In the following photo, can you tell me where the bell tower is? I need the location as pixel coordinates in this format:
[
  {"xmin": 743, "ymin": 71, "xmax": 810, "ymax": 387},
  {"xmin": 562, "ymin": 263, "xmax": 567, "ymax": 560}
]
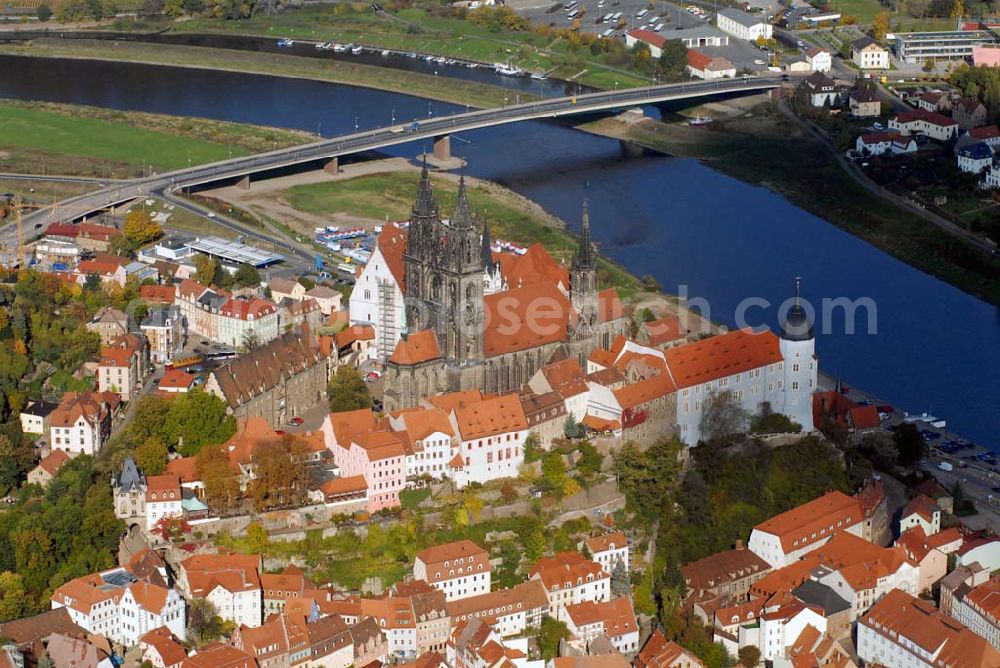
[{"xmin": 570, "ymin": 200, "xmax": 599, "ymax": 366}]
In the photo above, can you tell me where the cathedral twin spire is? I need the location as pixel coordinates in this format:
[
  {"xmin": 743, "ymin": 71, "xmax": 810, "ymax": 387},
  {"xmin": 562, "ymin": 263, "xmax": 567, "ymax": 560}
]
[{"xmin": 573, "ymin": 199, "xmax": 596, "ymax": 271}]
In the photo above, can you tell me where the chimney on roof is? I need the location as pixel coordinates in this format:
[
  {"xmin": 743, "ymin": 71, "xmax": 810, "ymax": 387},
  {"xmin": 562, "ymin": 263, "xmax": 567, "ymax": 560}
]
[{"xmin": 735, "ymin": 540, "xmax": 744, "ymax": 550}]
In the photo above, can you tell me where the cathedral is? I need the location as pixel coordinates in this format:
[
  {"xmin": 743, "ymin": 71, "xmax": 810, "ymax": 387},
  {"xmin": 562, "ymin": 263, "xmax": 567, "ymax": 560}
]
[{"xmin": 382, "ymin": 165, "xmax": 628, "ymax": 411}]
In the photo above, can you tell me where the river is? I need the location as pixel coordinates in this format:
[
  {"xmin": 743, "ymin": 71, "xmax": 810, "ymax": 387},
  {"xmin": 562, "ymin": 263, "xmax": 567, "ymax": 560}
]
[{"xmin": 1, "ymin": 55, "xmax": 996, "ymax": 447}]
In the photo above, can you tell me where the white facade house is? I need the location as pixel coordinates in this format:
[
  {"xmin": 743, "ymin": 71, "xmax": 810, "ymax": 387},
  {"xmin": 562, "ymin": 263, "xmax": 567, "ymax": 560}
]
[
  {"xmin": 957, "ymin": 142, "xmax": 994, "ymax": 173},
  {"xmin": 759, "ymin": 603, "xmax": 827, "ymax": 661},
  {"xmin": 49, "ymin": 392, "xmax": 116, "ymax": 456},
  {"xmin": 817, "ymin": 557, "xmax": 919, "ymax": 620},
  {"xmin": 669, "ymin": 324, "xmax": 816, "ymax": 446},
  {"xmin": 889, "ymin": 109, "xmax": 959, "ymax": 141},
  {"xmin": 415, "ymin": 540, "xmax": 492, "ymax": 602},
  {"xmin": 747, "ymin": 491, "xmax": 865, "ymax": 568},
  {"xmin": 51, "ymin": 568, "xmax": 187, "ymax": 648},
  {"xmin": 806, "ymin": 48, "xmax": 832, "ymax": 72},
  {"xmin": 858, "ymin": 589, "xmax": 1000, "ymax": 667},
  {"xmin": 852, "ymin": 38, "xmax": 889, "ymax": 69},
  {"xmin": 716, "ymin": 8, "xmax": 772, "ymax": 41},
  {"xmin": 530, "ymin": 553, "xmax": 612, "ymax": 621},
  {"xmin": 564, "ymin": 598, "xmax": 640, "ymax": 655},
  {"xmin": 179, "ymin": 554, "xmax": 263, "ymax": 628},
  {"xmin": 984, "ymin": 164, "xmax": 1000, "ymax": 189},
  {"xmin": 448, "ymin": 394, "xmax": 528, "ymax": 488},
  {"xmin": 585, "ymin": 532, "xmax": 630, "ymax": 574},
  {"xmin": 387, "ymin": 408, "xmax": 458, "ymax": 480},
  {"xmin": 349, "ymin": 224, "xmax": 407, "ymax": 360}
]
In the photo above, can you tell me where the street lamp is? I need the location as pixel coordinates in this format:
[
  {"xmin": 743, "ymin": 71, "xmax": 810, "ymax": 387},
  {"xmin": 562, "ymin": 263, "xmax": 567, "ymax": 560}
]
[
  {"xmin": 355, "ymin": 116, "xmax": 359, "ymax": 132},
  {"xmin": 427, "ymin": 102, "xmax": 433, "ymax": 117},
  {"xmin": 391, "ymin": 108, "xmax": 396, "ymax": 124}
]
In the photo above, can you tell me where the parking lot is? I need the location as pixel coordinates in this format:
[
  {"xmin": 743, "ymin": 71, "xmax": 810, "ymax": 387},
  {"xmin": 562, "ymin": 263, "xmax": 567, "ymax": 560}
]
[
  {"xmin": 518, "ymin": 0, "xmax": 710, "ymax": 37},
  {"xmin": 515, "ymin": 0, "xmax": 781, "ymax": 73}
]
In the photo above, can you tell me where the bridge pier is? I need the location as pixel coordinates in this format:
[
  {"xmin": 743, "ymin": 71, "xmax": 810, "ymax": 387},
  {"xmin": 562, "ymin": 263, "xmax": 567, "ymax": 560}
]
[
  {"xmin": 619, "ymin": 140, "xmax": 643, "ymax": 160},
  {"xmin": 236, "ymin": 174, "xmax": 251, "ymax": 191},
  {"xmin": 323, "ymin": 157, "xmax": 339, "ymax": 174},
  {"xmin": 433, "ymin": 135, "xmax": 452, "ymax": 162}
]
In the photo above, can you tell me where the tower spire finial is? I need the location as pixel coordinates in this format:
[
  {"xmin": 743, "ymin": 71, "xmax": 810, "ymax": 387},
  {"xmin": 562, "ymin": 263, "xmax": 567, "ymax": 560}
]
[
  {"xmin": 573, "ymin": 198, "xmax": 595, "ymax": 270},
  {"xmin": 795, "ymin": 276, "xmax": 802, "ymax": 306},
  {"xmin": 452, "ymin": 169, "xmax": 474, "ymax": 228}
]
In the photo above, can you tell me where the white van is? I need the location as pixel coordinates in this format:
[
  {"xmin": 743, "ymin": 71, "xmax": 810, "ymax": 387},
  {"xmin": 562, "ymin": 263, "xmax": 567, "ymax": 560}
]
[{"xmin": 636, "ymin": 8, "xmax": 648, "ymax": 18}]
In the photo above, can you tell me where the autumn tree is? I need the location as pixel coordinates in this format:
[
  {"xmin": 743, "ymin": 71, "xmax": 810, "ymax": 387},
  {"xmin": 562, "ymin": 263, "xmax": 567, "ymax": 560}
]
[
  {"xmin": 123, "ymin": 210, "xmax": 163, "ymax": 249},
  {"xmin": 0, "ymin": 571, "xmax": 27, "ymax": 622},
  {"xmin": 248, "ymin": 436, "xmax": 308, "ymax": 511},
  {"xmin": 196, "ymin": 444, "xmax": 240, "ymax": 514},
  {"xmin": 193, "ymin": 255, "xmax": 219, "ymax": 286},
  {"xmin": 188, "ymin": 597, "xmax": 226, "ymax": 644},
  {"xmin": 738, "ymin": 646, "xmax": 761, "ymax": 668},
  {"xmin": 245, "ymin": 522, "xmax": 269, "ymax": 553},
  {"xmin": 873, "ymin": 12, "xmax": 890, "ymax": 42},
  {"xmin": 327, "ymin": 366, "xmax": 372, "ymax": 413},
  {"xmin": 949, "ymin": 0, "xmax": 963, "ymax": 19},
  {"xmin": 134, "ymin": 436, "xmax": 168, "ymax": 475}
]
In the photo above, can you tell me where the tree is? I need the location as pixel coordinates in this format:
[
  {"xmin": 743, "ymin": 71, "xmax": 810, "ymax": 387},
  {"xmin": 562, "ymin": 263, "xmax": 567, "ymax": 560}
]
[
  {"xmin": 738, "ymin": 646, "xmax": 761, "ymax": 668},
  {"xmin": 658, "ymin": 39, "xmax": 688, "ymax": 79},
  {"xmin": 924, "ymin": 58, "xmax": 936, "ymax": 72},
  {"xmin": 894, "ymin": 423, "xmax": 927, "ymax": 466},
  {"xmin": 0, "ymin": 571, "xmax": 27, "ymax": 622},
  {"xmin": 164, "ymin": 0, "xmax": 184, "ymax": 15},
  {"xmin": 249, "ymin": 436, "xmax": 308, "ymax": 510},
  {"xmin": 36, "ymin": 4, "xmax": 52, "ymax": 20},
  {"xmin": 500, "ymin": 479, "xmax": 518, "ymax": 504},
  {"xmin": 840, "ymin": 38, "xmax": 853, "ymax": 59},
  {"xmin": 949, "ymin": 0, "xmax": 963, "ymax": 19},
  {"xmin": 538, "ymin": 617, "xmax": 570, "ymax": 660},
  {"xmin": 610, "ymin": 558, "xmax": 629, "ymax": 596},
  {"xmin": 0, "ymin": 434, "xmax": 33, "ymax": 497},
  {"xmin": 523, "ymin": 432, "xmax": 542, "ymax": 464},
  {"xmin": 576, "ymin": 441, "xmax": 603, "ymax": 477},
  {"xmin": 233, "ymin": 263, "xmax": 260, "ymax": 289},
  {"xmin": 749, "ymin": 403, "xmax": 802, "ymax": 434},
  {"xmin": 196, "ymin": 444, "xmax": 240, "ymax": 514},
  {"xmin": 563, "ymin": 414, "xmax": 581, "ymax": 439},
  {"xmin": 541, "ymin": 451, "xmax": 569, "ymax": 496},
  {"xmin": 698, "ymin": 391, "xmax": 749, "ymax": 443},
  {"xmin": 873, "ymin": 12, "xmax": 890, "ymax": 41},
  {"xmin": 163, "ymin": 390, "xmax": 237, "ymax": 457},
  {"xmin": 245, "ymin": 522, "xmax": 269, "ymax": 553},
  {"xmin": 134, "ymin": 436, "xmax": 168, "ymax": 476},
  {"xmin": 188, "ymin": 597, "xmax": 226, "ymax": 644},
  {"xmin": 193, "ymin": 255, "xmax": 219, "ymax": 286},
  {"xmin": 327, "ymin": 366, "xmax": 372, "ymax": 413}
]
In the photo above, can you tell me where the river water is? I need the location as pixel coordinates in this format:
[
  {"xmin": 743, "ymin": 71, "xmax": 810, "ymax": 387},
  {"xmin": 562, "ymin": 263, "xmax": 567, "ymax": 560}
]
[{"xmin": 1, "ymin": 55, "xmax": 996, "ymax": 447}]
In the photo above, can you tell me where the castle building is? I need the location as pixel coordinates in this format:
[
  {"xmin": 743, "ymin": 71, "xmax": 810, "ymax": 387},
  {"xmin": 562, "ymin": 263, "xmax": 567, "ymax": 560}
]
[{"xmin": 383, "ymin": 167, "xmax": 627, "ymax": 411}]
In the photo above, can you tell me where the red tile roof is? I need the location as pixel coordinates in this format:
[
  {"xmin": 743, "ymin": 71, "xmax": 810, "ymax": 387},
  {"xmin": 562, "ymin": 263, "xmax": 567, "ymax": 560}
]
[
  {"xmin": 219, "ymin": 297, "xmax": 276, "ymax": 321},
  {"xmin": 483, "ymin": 282, "xmax": 573, "ymax": 357},
  {"xmin": 452, "ymin": 394, "xmax": 528, "ymax": 440},
  {"xmin": 665, "ymin": 329, "xmax": 783, "ymax": 389},
  {"xmin": 893, "ymin": 108, "xmax": 958, "ymax": 128},
  {"xmin": 378, "ymin": 224, "xmax": 408, "ymax": 291},
  {"xmin": 494, "ymin": 243, "xmax": 569, "ymax": 291},
  {"xmin": 752, "ymin": 491, "xmax": 863, "ymax": 552},
  {"xmin": 140, "ymin": 285, "xmax": 176, "ymax": 303},
  {"xmin": 598, "ymin": 288, "xmax": 625, "ymax": 323},
  {"xmin": 969, "ymin": 125, "xmax": 1000, "ymax": 140},
  {"xmin": 160, "ymin": 369, "xmax": 195, "ymax": 391},
  {"xmin": 389, "ymin": 330, "xmax": 442, "ymax": 365},
  {"xmin": 628, "ymin": 29, "xmax": 667, "ymax": 48}
]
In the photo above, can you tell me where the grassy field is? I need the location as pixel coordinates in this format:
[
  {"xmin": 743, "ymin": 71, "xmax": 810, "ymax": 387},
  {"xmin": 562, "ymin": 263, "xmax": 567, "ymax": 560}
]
[
  {"xmin": 0, "ymin": 177, "xmax": 98, "ymax": 205},
  {"xmin": 284, "ymin": 171, "xmax": 642, "ymax": 298},
  {"xmin": 0, "ymin": 99, "xmax": 313, "ymax": 176},
  {"xmin": 0, "ymin": 38, "xmax": 540, "ymax": 108},
  {"xmin": 159, "ymin": 6, "xmax": 651, "ymax": 89},
  {"xmin": 583, "ymin": 107, "xmax": 1000, "ymax": 306}
]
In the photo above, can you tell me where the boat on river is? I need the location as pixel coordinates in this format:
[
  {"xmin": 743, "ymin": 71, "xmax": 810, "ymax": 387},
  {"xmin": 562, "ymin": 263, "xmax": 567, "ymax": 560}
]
[
  {"xmin": 687, "ymin": 116, "xmax": 712, "ymax": 126},
  {"xmin": 494, "ymin": 61, "xmax": 524, "ymax": 77}
]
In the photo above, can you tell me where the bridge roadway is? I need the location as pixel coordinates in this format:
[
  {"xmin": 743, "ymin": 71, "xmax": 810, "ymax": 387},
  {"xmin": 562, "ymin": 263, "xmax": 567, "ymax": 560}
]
[{"xmin": 19, "ymin": 76, "xmax": 784, "ymax": 237}]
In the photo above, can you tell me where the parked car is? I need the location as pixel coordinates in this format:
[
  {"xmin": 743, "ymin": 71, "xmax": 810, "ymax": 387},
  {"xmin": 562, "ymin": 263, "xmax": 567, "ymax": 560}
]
[{"xmin": 287, "ymin": 416, "xmax": 304, "ymax": 426}]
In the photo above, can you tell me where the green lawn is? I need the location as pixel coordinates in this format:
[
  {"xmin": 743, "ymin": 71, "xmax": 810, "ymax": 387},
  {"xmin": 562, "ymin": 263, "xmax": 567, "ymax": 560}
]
[
  {"xmin": 399, "ymin": 487, "xmax": 431, "ymax": 510},
  {"xmin": 0, "ymin": 101, "xmax": 249, "ymax": 172}
]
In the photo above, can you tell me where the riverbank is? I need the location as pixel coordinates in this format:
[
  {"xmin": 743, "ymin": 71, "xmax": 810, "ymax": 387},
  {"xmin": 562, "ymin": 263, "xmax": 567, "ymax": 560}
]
[
  {"xmin": 0, "ymin": 98, "xmax": 313, "ymax": 176},
  {"xmin": 0, "ymin": 39, "xmax": 539, "ymax": 109},
  {"xmin": 580, "ymin": 101, "xmax": 1000, "ymax": 307}
]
